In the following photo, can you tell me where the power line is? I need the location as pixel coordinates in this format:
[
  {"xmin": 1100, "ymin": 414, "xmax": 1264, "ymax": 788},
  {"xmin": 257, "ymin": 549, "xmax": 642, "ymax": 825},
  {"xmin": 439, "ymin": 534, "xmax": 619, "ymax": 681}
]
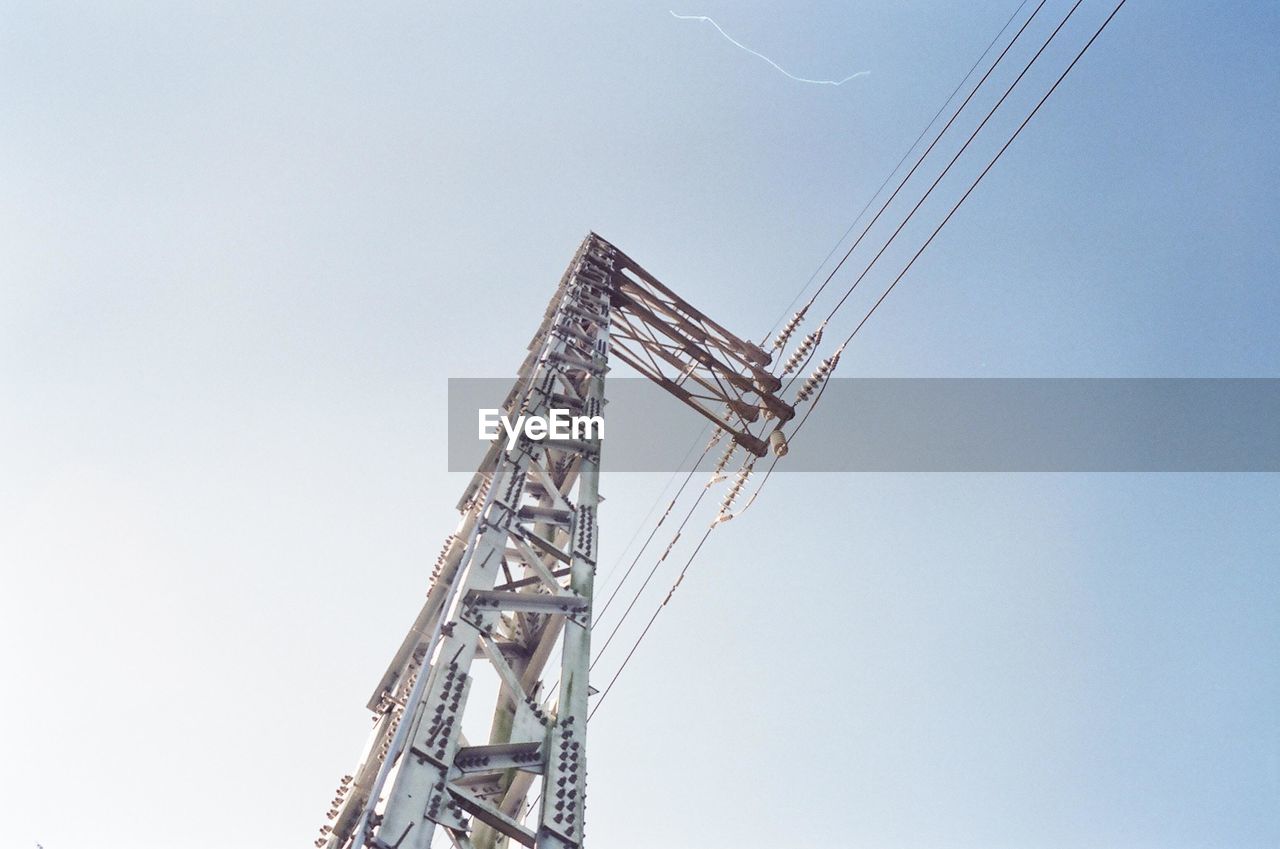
[
  {"xmin": 736, "ymin": 0, "xmax": 1133, "ymax": 521},
  {"xmin": 588, "ymin": 368, "xmax": 839, "ymax": 718},
  {"xmin": 589, "ymin": 0, "xmax": 1046, "ymax": 651},
  {"xmin": 772, "ymin": 0, "xmax": 1049, "ymax": 343},
  {"xmin": 590, "ymin": 0, "xmax": 1055, "ymax": 663},
  {"xmin": 587, "ymin": 0, "xmax": 1129, "ymax": 722},
  {"xmin": 770, "ymin": 0, "xmax": 1051, "ymax": 389},
  {"xmin": 834, "ymin": 0, "xmax": 1129, "ymax": 352},
  {"xmin": 590, "ymin": 482, "xmax": 713, "ymax": 669},
  {"xmin": 591, "ymin": 429, "xmax": 709, "ymax": 619},
  {"xmin": 586, "ymin": 0, "xmax": 1061, "ymax": 669},
  {"xmin": 775, "ymin": 0, "xmax": 1088, "ymax": 398},
  {"xmin": 589, "ymin": 525, "xmax": 715, "ymax": 720},
  {"xmin": 762, "ymin": 0, "xmax": 1036, "ymax": 342},
  {"xmin": 818, "ymin": 0, "xmax": 1085, "ymax": 325}
]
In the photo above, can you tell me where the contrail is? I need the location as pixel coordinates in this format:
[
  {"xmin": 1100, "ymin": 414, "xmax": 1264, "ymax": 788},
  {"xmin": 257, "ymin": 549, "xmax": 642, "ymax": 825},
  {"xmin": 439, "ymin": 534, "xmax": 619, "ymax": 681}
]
[{"xmin": 670, "ymin": 11, "xmax": 869, "ymax": 86}]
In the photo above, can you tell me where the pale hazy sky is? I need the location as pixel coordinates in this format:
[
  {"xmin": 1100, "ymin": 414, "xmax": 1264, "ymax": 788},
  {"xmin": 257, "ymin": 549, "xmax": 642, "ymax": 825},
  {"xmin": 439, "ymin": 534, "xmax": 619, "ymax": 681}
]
[{"xmin": 2, "ymin": 3, "xmax": 1277, "ymax": 848}]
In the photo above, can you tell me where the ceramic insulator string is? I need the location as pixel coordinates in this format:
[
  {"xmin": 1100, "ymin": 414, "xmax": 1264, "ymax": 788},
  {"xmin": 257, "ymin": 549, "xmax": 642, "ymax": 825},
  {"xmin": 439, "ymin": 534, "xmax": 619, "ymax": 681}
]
[
  {"xmin": 718, "ymin": 462, "xmax": 753, "ymax": 516},
  {"xmin": 796, "ymin": 346, "xmax": 843, "ymax": 404},
  {"xmin": 770, "ymin": 306, "xmax": 808, "ymax": 352},
  {"xmin": 710, "ymin": 439, "xmax": 738, "ymax": 480},
  {"xmin": 781, "ymin": 322, "xmax": 825, "ymax": 375}
]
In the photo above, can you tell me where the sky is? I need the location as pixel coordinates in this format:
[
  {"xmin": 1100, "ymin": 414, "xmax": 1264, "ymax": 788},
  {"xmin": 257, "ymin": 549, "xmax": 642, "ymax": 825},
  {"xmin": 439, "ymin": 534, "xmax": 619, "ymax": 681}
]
[{"xmin": 2, "ymin": 2, "xmax": 1278, "ymax": 848}]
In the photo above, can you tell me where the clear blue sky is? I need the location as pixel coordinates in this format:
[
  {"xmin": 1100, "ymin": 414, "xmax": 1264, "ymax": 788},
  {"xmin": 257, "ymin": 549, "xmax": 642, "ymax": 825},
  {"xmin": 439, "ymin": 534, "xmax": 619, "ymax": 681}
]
[{"xmin": 2, "ymin": 3, "xmax": 1277, "ymax": 848}]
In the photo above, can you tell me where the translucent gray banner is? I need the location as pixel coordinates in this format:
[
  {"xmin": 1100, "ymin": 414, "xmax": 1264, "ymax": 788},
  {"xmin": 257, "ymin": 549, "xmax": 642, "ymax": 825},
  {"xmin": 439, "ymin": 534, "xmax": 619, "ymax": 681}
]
[{"xmin": 447, "ymin": 378, "xmax": 1280, "ymax": 472}]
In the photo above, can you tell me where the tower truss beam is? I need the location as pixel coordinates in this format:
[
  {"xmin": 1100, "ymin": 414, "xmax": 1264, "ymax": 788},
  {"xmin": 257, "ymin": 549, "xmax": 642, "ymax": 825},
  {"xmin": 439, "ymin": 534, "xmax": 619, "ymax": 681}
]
[{"xmin": 318, "ymin": 234, "xmax": 792, "ymax": 849}]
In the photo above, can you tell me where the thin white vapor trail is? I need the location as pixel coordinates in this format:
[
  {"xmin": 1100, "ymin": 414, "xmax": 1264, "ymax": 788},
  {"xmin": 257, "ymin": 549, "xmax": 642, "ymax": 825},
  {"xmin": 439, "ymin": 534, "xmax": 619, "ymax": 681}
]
[{"xmin": 670, "ymin": 11, "xmax": 869, "ymax": 86}]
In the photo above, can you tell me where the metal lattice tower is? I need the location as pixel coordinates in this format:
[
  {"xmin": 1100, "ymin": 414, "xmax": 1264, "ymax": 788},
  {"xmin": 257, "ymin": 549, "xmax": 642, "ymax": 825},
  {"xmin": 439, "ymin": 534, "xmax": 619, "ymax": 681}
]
[{"xmin": 318, "ymin": 234, "xmax": 793, "ymax": 849}]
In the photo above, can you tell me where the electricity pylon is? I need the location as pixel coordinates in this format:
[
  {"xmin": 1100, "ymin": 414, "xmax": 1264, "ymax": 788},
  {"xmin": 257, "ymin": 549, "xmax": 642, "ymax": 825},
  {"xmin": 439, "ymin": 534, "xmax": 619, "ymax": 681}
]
[{"xmin": 318, "ymin": 234, "xmax": 793, "ymax": 849}]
